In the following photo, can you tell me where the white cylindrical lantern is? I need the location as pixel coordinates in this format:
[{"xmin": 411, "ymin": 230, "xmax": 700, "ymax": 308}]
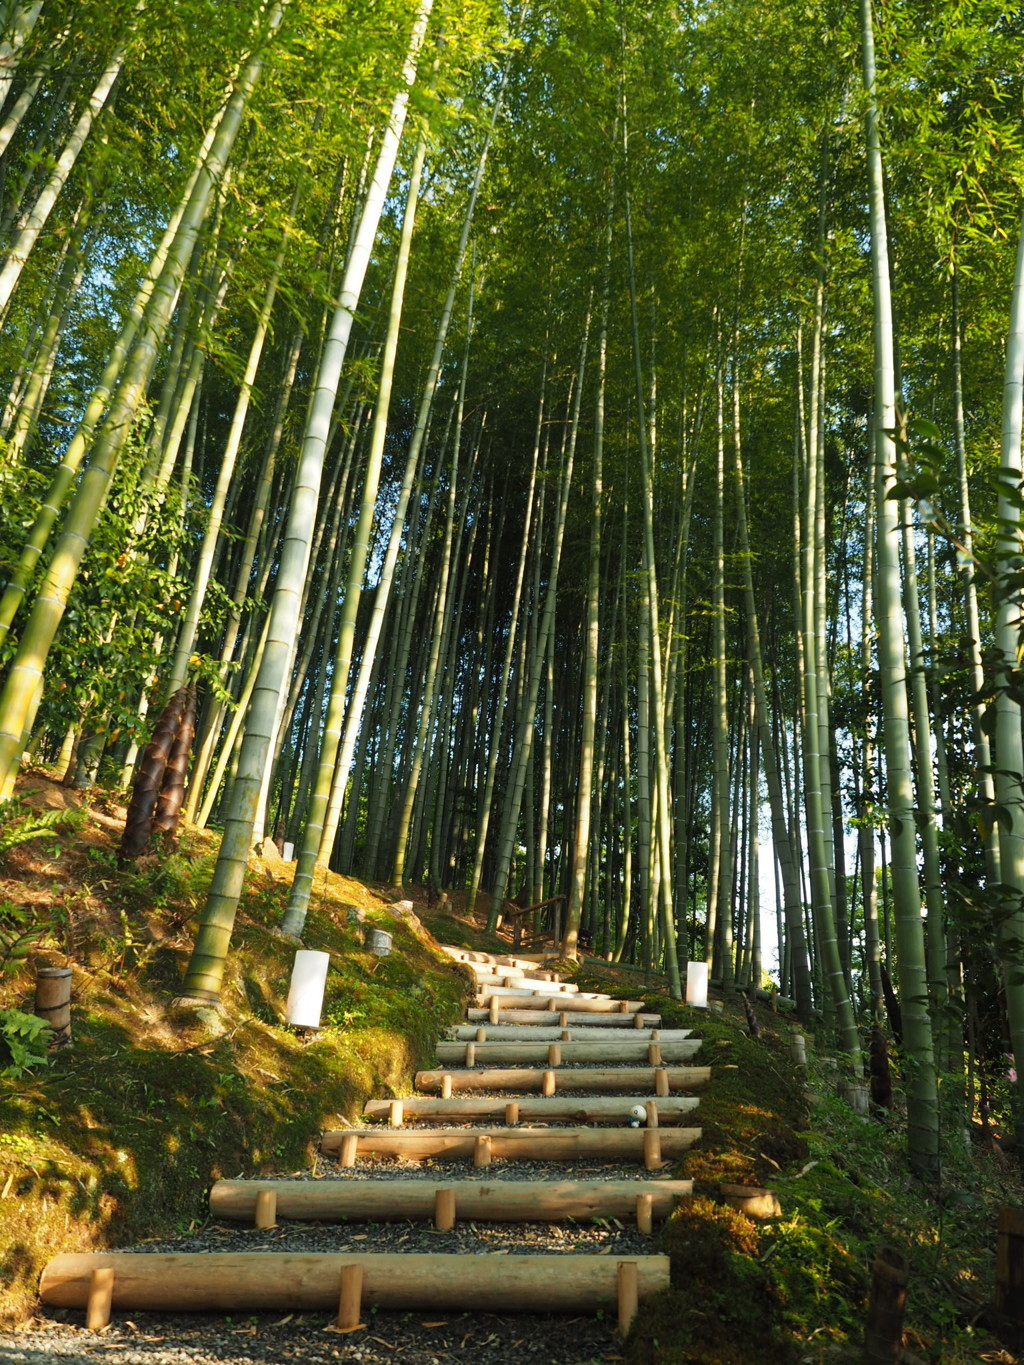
[
  {"xmin": 283, "ymin": 842, "xmax": 295, "ymax": 861},
  {"xmin": 685, "ymin": 961, "xmax": 709, "ymax": 1009},
  {"xmin": 285, "ymin": 950, "xmax": 330, "ymax": 1029}
]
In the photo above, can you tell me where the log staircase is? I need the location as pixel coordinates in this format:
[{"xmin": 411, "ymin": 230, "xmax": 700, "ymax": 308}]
[{"xmin": 39, "ymin": 943, "xmax": 707, "ymax": 1341}]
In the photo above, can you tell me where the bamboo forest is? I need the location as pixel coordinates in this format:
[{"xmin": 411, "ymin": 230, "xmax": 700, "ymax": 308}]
[{"xmin": 4, "ymin": 0, "xmax": 1024, "ymax": 1301}]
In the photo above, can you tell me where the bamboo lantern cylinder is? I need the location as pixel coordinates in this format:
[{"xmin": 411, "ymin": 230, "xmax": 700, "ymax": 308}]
[
  {"xmin": 685, "ymin": 961, "xmax": 709, "ymax": 1008},
  {"xmin": 791, "ymin": 1033, "xmax": 808, "ymax": 1070},
  {"xmin": 34, "ymin": 966, "xmax": 72, "ymax": 1046},
  {"xmin": 285, "ymin": 951, "xmax": 330, "ymax": 1029},
  {"xmin": 996, "ymin": 1206, "xmax": 1024, "ymax": 1327},
  {"xmin": 864, "ymin": 1246, "xmax": 909, "ymax": 1363}
]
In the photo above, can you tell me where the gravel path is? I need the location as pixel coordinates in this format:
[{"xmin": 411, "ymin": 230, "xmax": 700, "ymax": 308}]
[{"xmin": 2, "ymin": 967, "xmax": 682, "ymax": 1365}]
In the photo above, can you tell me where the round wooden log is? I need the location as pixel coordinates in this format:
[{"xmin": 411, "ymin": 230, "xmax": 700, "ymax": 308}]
[
  {"xmin": 254, "ymin": 1190, "xmax": 277, "ymax": 1229},
  {"xmin": 636, "ymin": 1194, "xmax": 654, "ymax": 1236},
  {"xmin": 210, "ymin": 1178, "xmax": 693, "ymax": 1224},
  {"xmin": 434, "ymin": 1039, "xmax": 700, "ymax": 1065},
  {"xmin": 86, "ymin": 1267, "xmax": 114, "ymax": 1330},
  {"xmin": 388, "ymin": 1100, "xmax": 404, "ymax": 1128},
  {"xmin": 996, "ymin": 1206, "xmax": 1024, "ymax": 1324},
  {"xmin": 617, "ymin": 1261, "xmax": 639, "ymax": 1335},
  {"xmin": 434, "ymin": 1190, "xmax": 456, "ymax": 1233},
  {"xmin": 319, "ymin": 1126, "xmax": 700, "ymax": 1163},
  {"xmin": 864, "ymin": 1246, "xmax": 909, "ymax": 1363},
  {"xmin": 468, "ymin": 1006, "xmax": 656, "ymax": 1025},
  {"xmin": 474, "ymin": 992, "xmax": 641, "ymax": 1013},
  {"xmin": 415, "ymin": 1066, "xmax": 711, "ymax": 1094},
  {"xmin": 34, "ymin": 966, "xmax": 72, "ymax": 1045},
  {"xmin": 337, "ymin": 1263, "xmax": 363, "ymax": 1330},
  {"xmin": 447, "ymin": 1025, "xmax": 688, "ymax": 1042},
  {"xmin": 337, "ymin": 1133, "xmax": 359, "ymax": 1168},
  {"xmin": 720, "ymin": 1183, "xmax": 782, "ymax": 1220},
  {"xmin": 364, "ymin": 1095, "xmax": 700, "ymax": 1124},
  {"xmin": 474, "ymin": 974, "xmax": 580, "ymax": 994},
  {"xmin": 41, "ymin": 1252, "xmax": 672, "ymax": 1314}
]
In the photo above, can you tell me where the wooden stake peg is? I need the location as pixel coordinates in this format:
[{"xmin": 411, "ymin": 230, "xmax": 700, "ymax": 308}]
[
  {"xmin": 547, "ymin": 1043, "xmax": 562, "ymax": 1066},
  {"xmin": 558, "ymin": 1012, "xmax": 568, "ymax": 1028},
  {"xmin": 338, "ymin": 1133, "xmax": 359, "ymax": 1168},
  {"xmin": 643, "ymin": 1128, "xmax": 662, "ymax": 1170},
  {"xmin": 433, "ymin": 1188, "xmax": 456, "ymax": 1231},
  {"xmin": 464, "ymin": 1043, "xmax": 476, "ymax": 1067},
  {"xmin": 645, "ymin": 1100, "xmax": 659, "ymax": 1129},
  {"xmin": 633, "ymin": 1012, "xmax": 645, "ymax": 1029},
  {"xmin": 474, "ymin": 1135, "xmax": 492, "ymax": 1168},
  {"xmin": 996, "ymin": 1205, "xmax": 1024, "ymax": 1325},
  {"xmin": 86, "ymin": 1267, "xmax": 114, "ymax": 1330},
  {"xmin": 504, "ymin": 1102, "xmax": 519, "ymax": 1126},
  {"xmin": 489, "ymin": 997, "xmax": 500, "ymax": 1024},
  {"xmin": 864, "ymin": 1246, "xmax": 909, "ymax": 1363},
  {"xmin": 635, "ymin": 1193, "xmax": 654, "ymax": 1236},
  {"xmin": 617, "ymin": 1260, "xmax": 639, "ymax": 1335},
  {"xmin": 560, "ymin": 1029, "xmax": 571, "ymax": 1041},
  {"xmin": 475, "ymin": 1028, "xmax": 487, "ymax": 1042},
  {"xmin": 336, "ymin": 1263, "xmax": 363, "ymax": 1331},
  {"xmin": 542, "ymin": 1069, "xmax": 557, "ymax": 1096},
  {"xmin": 619, "ymin": 1000, "xmax": 630, "ymax": 1014},
  {"xmin": 388, "ymin": 1100, "xmax": 404, "ymax": 1127},
  {"xmin": 440, "ymin": 1074, "xmax": 453, "ymax": 1099},
  {"xmin": 647, "ymin": 1043, "xmax": 662, "ymax": 1066},
  {"xmin": 254, "ymin": 1189, "xmax": 277, "ymax": 1229},
  {"xmin": 654, "ymin": 1068, "xmax": 670, "ymax": 1097}
]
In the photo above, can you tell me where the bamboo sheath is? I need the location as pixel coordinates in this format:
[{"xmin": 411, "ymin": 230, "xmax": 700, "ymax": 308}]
[
  {"xmin": 40, "ymin": 1252, "xmax": 671, "ymax": 1314},
  {"xmin": 445, "ymin": 1025, "xmax": 689, "ymax": 1042},
  {"xmin": 466, "ymin": 1008, "xmax": 660, "ymax": 1027},
  {"xmin": 434, "ymin": 1040, "xmax": 700, "ymax": 1064},
  {"xmin": 362, "ymin": 1095, "xmax": 700, "ymax": 1123},
  {"xmin": 320, "ymin": 1126, "xmax": 701, "ymax": 1161},
  {"xmin": 416, "ymin": 1066, "xmax": 711, "ymax": 1093},
  {"xmin": 210, "ymin": 1178, "xmax": 693, "ymax": 1223}
]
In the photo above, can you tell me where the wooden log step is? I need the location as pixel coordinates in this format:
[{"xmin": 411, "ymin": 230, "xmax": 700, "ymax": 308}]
[
  {"xmin": 40, "ymin": 1251, "xmax": 671, "ymax": 1315},
  {"xmin": 435, "ymin": 1039, "xmax": 701, "ymax": 1065},
  {"xmin": 466, "ymin": 1008, "xmax": 660, "ymax": 1027},
  {"xmin": 439, "ymin": 947, "xmax": 548, "ymax": 972},
  {"xmin": 446, "ymin": 1025, "xmax": 690, "ymax": 1042},
  {"xmin": 210, "ymin": 1177, "xmax": 693, "ymax": 1224},
  {"xmin": 363, "ymin": 1095, "xmax": 700, "ymax": 1124},
  {"xmin": 466, "ymin": 1010, "xmax": 660, "ymax": 1026},
  {"xmin": 474, "ymin": 989, "xmax": 622, "ymax": 1009},
  {"xmin": 415, "ymin": 1066, "xmax": 711, "ymax": 1093},
  {"xmin": 320, "ymin": 1126, "xmax": 701, "ymax": 1163},
  {"xmin": 472, "ymin": 973, "xmax": 580, "ymax": 993}
]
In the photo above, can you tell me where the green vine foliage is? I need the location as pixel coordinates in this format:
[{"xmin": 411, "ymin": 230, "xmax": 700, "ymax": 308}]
[{"xmin": 0, "ymin": 1008, "xmax": 51, "ymax": 1077}]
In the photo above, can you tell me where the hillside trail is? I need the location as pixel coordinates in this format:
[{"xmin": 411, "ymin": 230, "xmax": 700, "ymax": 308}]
[{"xmin": 16, "ymin": 943, "xmax": 710, "ymax": 1364}]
